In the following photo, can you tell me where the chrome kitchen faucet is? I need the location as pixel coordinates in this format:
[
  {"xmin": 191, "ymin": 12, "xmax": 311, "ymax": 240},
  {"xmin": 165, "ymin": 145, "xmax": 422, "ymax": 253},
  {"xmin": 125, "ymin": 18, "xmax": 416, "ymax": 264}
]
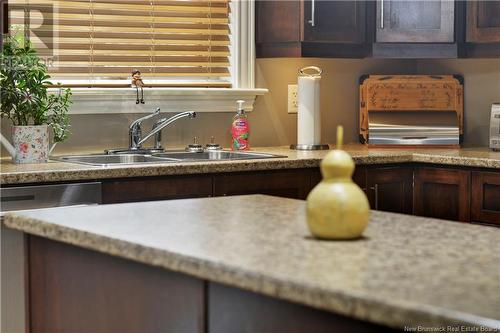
[{"xmin": 128, "ymin": 108, "xmax": 197, "ymax": 151}]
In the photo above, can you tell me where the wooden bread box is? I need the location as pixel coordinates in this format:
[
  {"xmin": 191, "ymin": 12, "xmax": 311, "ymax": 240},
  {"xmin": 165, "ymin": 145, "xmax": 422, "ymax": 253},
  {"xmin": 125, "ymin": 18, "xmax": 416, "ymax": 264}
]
[{"xmin": 359, "ymin": 75, "xmax": 464, "ymax": 147}]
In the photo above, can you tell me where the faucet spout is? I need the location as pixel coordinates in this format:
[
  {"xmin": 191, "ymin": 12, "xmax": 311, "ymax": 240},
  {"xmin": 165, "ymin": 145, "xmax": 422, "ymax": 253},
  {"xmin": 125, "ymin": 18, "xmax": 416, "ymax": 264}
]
[{"xmin": 138, "ymin": 111, "xmax": 196, "ymax": 147}]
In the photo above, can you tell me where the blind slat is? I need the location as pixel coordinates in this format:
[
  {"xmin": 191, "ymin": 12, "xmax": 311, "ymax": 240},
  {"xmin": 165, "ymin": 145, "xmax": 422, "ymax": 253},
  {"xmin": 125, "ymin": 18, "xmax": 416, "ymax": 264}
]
[
  {"xmin": 50, "ymin": 50, "xmax": 229, "ymax": 57},
  {"xmin": 40, "ymin": 37, "xmax": 230, "ymax": 46},
  {"xmin": 12, "ymin": 12, "xmax": 229, "ymax": 25},
  {"xmin": 25, "ymin": 30, "xmax": 230, "ymax": 41},
  {"xmin": 10, "ymin": 22, "xmax": 229, "ymax": 35}
]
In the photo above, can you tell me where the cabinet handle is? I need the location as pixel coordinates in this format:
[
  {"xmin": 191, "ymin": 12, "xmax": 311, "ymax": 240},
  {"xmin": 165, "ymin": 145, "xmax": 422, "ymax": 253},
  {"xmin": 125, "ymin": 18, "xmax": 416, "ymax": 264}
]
[
  {"xmin": 308, "ymin": 0, "xmax": 315, "ymax": 27},
  {"xmin": 380, "ymin": 0, "xmax": 384, "ymax": 29},
  {"xmin": 370, "ymin": 185, "xmax": 379, "ymax": 210}
]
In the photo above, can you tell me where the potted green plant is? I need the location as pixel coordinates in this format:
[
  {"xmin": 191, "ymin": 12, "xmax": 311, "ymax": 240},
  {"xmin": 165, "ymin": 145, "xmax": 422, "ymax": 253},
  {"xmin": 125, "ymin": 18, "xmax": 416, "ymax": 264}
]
[{"xmin": 0, "ymin": 36, "xmax": 72, "ymax": 164}]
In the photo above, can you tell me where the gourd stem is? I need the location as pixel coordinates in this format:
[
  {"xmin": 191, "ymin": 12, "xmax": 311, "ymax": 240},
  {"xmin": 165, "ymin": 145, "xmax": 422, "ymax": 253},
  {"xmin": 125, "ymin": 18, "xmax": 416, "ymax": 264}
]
[{"xmin": 336, "ymin": 125, "xmax": 343, "ymax": 150}]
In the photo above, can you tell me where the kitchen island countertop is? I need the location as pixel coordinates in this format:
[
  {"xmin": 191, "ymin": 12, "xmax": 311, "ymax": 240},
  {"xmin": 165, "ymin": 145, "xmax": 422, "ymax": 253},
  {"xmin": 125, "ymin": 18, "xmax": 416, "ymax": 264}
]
[
  {"xmin": 4, "ymin": 195, "xmax": 500, "ymax": 329},
  {"xmin": 1, "ymin": 145, "xmax": 499, "ymax": 185}
]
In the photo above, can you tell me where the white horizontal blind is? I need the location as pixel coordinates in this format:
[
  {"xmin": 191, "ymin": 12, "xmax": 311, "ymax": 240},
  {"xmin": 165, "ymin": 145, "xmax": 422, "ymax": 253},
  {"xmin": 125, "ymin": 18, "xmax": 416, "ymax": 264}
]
[{"xmin": 9, "ymin": 0, "xmax": 232, "ymax": 87}]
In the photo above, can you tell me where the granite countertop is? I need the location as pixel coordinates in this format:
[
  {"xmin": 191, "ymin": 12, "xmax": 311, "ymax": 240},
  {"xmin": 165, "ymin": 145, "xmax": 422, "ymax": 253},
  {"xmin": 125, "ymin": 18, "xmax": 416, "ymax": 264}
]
[
  {"xmin": 1, "ymin": 145, "xmax": 499, "ymax": 185},
  {"xmin": 4, "ymin": 195, "xmax": 500, "ymax": 329}
]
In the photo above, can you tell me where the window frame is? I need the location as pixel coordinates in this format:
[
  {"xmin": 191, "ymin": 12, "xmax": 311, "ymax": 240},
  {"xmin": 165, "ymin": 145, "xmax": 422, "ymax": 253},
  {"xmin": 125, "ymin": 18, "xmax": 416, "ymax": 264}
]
[{"xmin": 47, "ymin": 0, "xmax": 267, "ymax": 114}]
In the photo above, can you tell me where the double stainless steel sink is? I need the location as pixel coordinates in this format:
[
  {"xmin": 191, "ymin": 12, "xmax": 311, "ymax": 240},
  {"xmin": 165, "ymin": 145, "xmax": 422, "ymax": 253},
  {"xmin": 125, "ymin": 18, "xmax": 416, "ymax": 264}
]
[{"xmin": 56, "ymin": 150, "xmax": 285, "ymax": 167}]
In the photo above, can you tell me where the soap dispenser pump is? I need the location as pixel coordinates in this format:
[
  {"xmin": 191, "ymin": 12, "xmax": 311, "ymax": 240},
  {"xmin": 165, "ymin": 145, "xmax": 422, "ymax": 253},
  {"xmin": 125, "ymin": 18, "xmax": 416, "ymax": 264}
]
[
  {"xmin": 231, "ymin": 100, "xmax": 249, "ymax": 150},
  {"xmin": 306, "ymin": 126, "xmax": 370, "ymax": 239}
]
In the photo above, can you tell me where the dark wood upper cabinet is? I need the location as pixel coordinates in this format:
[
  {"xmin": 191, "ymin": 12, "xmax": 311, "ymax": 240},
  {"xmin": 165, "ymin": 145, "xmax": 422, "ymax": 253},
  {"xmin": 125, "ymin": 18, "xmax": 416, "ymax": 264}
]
[
  {"xmin": 366, "ymin": 166, "xmax": 413, "ymax": 215},
  {"xmin": 255, "ymin": 1, "xmax": 301, "ymax": 46},
  {"xmin": 256, "ymin": 0, "xmax": 368, "ymax": 58},
  {"xmin": 256, "ymin": 0, "xmax": 500, "ymax": 58},
  {"xmin": 372, "ymin": 0, "xmax": 460, "ymax": 58},
  {"xmin": 471, "ymin": 171, "xmax": 500, "ymax": 226},
  {"xmin": 466, "ymin": 0, "xmax": 500, "ymax": 43},
  {"xmin": 414, "ymin": 167, "xmax": 470, "ymax": 222},
  {"xmin": 303, "ymin": 0, "xmax": 366, "ymax": 43},
  {"xmin": 376, "ymin": 0, "xmax": 455, "ymax": 43},
  {"xmin": 465, "ymin": 0, "xmax": 500, "ymax": 57}
]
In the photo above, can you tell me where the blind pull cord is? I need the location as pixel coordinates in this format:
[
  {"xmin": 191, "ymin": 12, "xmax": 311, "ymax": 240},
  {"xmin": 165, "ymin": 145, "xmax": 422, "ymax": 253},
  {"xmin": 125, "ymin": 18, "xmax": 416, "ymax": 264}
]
[{"xmin": 89, "ymin": 0, "xmax": 95, "ymax": 88}]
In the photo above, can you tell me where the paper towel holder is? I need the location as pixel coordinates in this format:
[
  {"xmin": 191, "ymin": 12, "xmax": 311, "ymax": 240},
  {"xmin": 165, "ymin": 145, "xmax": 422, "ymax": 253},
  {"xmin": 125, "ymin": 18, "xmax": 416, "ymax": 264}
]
[{"xmin": 290, "ymin": 66, "xmax": 329, "ymax": 151}]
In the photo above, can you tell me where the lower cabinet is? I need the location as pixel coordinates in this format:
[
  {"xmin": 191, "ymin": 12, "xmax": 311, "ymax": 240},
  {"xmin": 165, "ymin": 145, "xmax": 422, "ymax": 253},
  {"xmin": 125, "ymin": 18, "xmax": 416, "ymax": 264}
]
[
  {"xmin": 213, "ymin": 169, "xmax": 312, "ymax": 200},
  {"xmin": 98, "ymin": 166, "xmax": 498, "ymax": 226},
  {"xmin": 414, "ymin": 167, "xmax": 471, "ymax": 222},
  {"xmin": 29, "ymin": 236, "xmax": 205, "ymax": 333},
  {"xmin": 28, "ymin": 236, "xmax": 396, "ymax": 333},
  {"xmin": 471, "ymin": 171, "xmax": 500, "ymax": 226},
  {"xmin": 366, "ymin": 166, "xmax": 413, "ymax": 215},
  {"xmin": 312, "ymin": 165, "xmax": 412, "ymax": 215},
  {"xmin": 208, "ymin": 282, "xmax": 395, "ymax": 333},
  {"xmin": 102, "ymin": 175, "xmax": 213, "ymax": 204}
]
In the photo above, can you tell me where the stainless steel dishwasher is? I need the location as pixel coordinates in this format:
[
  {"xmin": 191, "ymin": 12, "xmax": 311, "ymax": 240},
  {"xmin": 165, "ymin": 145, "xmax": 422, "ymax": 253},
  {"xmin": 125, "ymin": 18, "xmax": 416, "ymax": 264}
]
[{"xmin": 1, "ymin": 182, "xmax": 102, "ymax": 333}]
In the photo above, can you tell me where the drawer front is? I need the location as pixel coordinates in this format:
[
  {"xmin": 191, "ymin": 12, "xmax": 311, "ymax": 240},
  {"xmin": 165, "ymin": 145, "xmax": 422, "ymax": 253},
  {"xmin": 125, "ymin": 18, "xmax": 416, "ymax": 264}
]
[
  {"xmin": 102, "ymin": 175, "xmax": 213, "ymax": 204},
  {"xmin": 213, "ymin": 169, "xmax": 311, "ymax": 200}
]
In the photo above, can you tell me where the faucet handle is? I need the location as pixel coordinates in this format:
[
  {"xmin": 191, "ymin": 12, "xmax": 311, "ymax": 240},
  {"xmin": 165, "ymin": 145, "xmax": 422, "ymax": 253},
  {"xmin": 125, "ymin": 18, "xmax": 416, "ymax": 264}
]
[
  {"xmin": 205, "ymin": 136, "xmax": 222, "ymax": 151},
  {"xmin": 129, "ymin": 107, "xmax": 160, "ymax": 130},
  {"xmin": 186, "ymin": 136, "xmax": 204, "ymax": 153}
]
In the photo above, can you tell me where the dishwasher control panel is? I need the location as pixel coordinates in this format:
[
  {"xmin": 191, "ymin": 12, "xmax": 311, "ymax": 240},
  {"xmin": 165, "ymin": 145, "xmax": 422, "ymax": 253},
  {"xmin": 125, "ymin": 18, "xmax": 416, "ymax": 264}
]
[{"xmin": 0, "ymin": 182, "xmax": 102, "ymax": 212}]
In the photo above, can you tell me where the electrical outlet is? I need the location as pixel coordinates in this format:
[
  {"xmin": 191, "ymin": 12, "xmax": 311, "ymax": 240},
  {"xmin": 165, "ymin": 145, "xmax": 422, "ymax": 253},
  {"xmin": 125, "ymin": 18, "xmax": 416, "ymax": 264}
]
[{"xmin": 287, "ymin": 84, "xmax": 298, "ymax": 114}]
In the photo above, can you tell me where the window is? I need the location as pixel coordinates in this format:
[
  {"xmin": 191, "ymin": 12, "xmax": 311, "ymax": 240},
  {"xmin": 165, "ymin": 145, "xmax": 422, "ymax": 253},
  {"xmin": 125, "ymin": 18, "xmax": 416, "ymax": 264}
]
[
  {"xmin": 9, "ymin": 0, "xmax": 232, "ymax": 88},
  {"xmin": 6, "ymin": 0, "xmax": 265, "ymax": 113}
]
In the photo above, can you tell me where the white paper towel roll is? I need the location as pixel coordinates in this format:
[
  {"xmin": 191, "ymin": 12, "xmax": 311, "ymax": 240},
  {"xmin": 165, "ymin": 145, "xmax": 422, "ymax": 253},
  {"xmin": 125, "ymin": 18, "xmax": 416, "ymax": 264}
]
[{"xmin": 297, "ymin": 75, "xmax": 321, "ymax": 145}]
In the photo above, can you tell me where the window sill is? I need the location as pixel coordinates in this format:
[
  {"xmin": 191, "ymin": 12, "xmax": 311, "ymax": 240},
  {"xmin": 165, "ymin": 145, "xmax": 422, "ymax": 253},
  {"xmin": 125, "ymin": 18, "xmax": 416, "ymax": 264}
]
[{"xmin": 52, "ymin": 88, "xmax": 268, "ymax": 114}]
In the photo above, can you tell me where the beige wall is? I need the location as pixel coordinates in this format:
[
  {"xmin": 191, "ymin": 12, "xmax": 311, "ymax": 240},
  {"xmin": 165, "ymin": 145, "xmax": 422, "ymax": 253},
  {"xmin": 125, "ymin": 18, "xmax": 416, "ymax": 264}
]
[
  {"xmin": 2, "ymin": 57, "xmax": 499, "ymax": 157},
  {"xmin": 416, "ymin": 59, "xmax": 500, "ymax": 147},
  {"xmin": 252, "ymin": 58, "xmax": 416, "ymax": 146}
]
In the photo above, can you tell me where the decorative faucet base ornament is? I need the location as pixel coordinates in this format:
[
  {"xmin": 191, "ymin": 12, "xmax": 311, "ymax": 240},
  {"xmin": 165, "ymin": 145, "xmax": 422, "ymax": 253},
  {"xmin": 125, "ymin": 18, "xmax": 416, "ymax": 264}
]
[{"xmin": 306, "ymin": 126, "xmax": 370, "ymax": 239}]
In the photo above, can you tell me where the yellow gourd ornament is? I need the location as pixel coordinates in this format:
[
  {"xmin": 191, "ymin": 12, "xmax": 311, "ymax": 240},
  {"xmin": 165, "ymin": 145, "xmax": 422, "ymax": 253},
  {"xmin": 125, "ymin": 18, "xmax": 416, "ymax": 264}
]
[{"xmin": 306, "ymin": 126, "xmax": 370, "ymax": 239}]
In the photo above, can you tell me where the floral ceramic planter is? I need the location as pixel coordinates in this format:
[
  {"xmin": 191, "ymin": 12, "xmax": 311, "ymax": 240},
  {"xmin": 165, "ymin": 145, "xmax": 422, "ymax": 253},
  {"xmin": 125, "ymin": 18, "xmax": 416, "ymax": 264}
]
[{"xmin": 11, "ymin": 125, "xmax": 49, "ymax": 164}]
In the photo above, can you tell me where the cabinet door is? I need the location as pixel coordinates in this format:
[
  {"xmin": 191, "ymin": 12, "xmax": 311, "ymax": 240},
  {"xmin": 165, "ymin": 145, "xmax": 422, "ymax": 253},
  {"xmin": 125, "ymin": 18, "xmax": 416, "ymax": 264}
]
[
  {"xmin": 414, "ymin": 168, "xmax": 470, "ymax": 222},
  {"xmin": 466, "ymin": 0, "xmax": 500, "ymax": 43},
  {"xmin": 303, "ymin": 0, "xmax": 366, "ymax": 43},
  {"xmin": 213, "ymin": 169, "xmax": 311, "ymax": 200},
  {"xmin": 255, "ymin": 1, "xmax": 300, "ymax": 44},
  {"xmin": 102, "ymin": 175, "xmax": 213, "ymax": 204},
  {"xmin": 376, "ymin": 0, "xmax": 455, "ymax": 43},
  {"xmin": 471, "ymin": 171, "xmax": 500, "ymax": 226},
  {"xmin": 366, "ymin": 166, "xmax": 413, "ymax": 214}
]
